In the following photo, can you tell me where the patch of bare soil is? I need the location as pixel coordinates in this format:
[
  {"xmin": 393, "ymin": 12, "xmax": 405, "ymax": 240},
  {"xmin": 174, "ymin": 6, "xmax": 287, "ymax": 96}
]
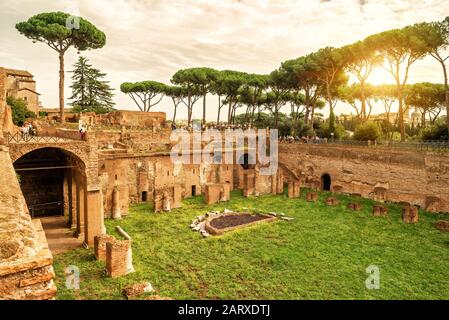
[{"xmin": 209, "ymin": 214, "xmax": 270, "ymax": 229}]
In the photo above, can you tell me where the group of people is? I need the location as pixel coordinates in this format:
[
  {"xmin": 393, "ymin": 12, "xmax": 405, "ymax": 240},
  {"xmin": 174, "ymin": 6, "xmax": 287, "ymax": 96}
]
[
  {"xmin": 279, "ymin": 135, "xmax": 325, "ymax": 144},
  {"xmin": 20, "ymin": 122, "xmax": 35, "ymax": 139}
]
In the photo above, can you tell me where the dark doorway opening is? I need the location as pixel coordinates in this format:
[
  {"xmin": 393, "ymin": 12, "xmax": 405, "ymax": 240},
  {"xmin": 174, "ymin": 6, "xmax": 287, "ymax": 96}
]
[
  {"xmin": 141, "ymin": 191, "xmax": 148, "ymax": 202},
  {"xmin": 192, "ymin": 185, "xmax": 197, "ymax": 196},
  {"xmin": 14, "ymin": 148, "xmax": 73, "ymax": 218},
  {"xmin": 321, "ymin": 174, "xmax": 331, "ymax": 191},
  {"xmin": 239, "ymin": 153, "xmax": 255, "ymax": 170}
]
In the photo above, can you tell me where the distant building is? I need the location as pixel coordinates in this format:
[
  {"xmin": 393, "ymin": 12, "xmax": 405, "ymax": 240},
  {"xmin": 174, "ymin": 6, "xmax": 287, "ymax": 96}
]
[{"xmin": 0, "ymin": 67, "xmax": 40, "ymax": 115}]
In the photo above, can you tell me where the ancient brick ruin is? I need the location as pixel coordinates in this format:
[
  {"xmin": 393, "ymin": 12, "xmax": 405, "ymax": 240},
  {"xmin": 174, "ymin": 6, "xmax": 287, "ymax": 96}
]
[
  {"xmin": 279, "ymin": 143, "xmax": 449, "ymax": 213},
  {"xmin": 2, "ymin": 63, "xmax": 449, "ymax": 299}
]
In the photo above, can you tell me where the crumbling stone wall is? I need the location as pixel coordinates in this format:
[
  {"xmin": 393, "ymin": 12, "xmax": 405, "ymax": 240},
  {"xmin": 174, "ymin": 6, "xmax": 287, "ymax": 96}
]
[
  {"xmin": 279, "ymin": 143, "xmax": 449, "ymax": 213},
  {"xmin": 0, "ymin": 146, "xmax": 56, "ymax": 299}
]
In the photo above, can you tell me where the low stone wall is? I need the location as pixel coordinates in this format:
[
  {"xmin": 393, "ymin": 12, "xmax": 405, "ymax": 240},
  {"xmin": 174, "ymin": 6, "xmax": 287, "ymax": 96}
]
[
  {"xmin": 279, "ymin": 144, "xmax": 449, "ymax": 213},
  {"xmin": 0, "ymin": 145, "xmax": 56, "ymax": 299},
  {"xmin": 0, "ymin": 220, "xmax": 56, "ymax": 300}
]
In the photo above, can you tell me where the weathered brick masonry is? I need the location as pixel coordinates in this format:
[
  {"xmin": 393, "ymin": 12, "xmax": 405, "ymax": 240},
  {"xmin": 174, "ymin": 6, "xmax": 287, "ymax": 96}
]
[{"xmin": 279, "ymin": 143, "xmax": 449, "ymax": 213}]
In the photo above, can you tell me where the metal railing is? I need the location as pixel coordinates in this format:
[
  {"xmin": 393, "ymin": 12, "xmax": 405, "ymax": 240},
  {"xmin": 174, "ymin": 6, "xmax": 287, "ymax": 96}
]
[
  {"xmin": 5, "ymin": 132, "xmax": 72, "ymax": 144},
  {"xmin": 28, "ymin": 201, "xmax": 63, "ymax": 218}
]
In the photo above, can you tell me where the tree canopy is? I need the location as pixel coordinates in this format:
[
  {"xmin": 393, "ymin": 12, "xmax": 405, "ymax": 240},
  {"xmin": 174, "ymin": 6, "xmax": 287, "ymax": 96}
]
[
  {"xmin": 120, "ymin": 81, "xmax": 166, "ymax": 112},
  {"xmin": 16, "ymin": 12, "xmax": 106, "ymax": 122}
]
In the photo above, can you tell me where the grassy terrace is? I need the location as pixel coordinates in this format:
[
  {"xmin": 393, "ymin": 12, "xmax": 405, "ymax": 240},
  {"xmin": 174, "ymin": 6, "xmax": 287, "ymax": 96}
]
[{"xmin": 54, "ymin": 189, "xmax": 449, "ymax": 300}]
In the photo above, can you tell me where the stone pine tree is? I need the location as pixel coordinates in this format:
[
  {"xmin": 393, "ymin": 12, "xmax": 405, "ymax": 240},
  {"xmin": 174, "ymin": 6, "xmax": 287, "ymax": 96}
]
[
  {"xmin": 120, "ymin": 81, "xmax": 166, "ymax": 112},
  {"xmin": 69, "ymin": 56, "xmax": 115, "ymax": 113},
  {"xmin": 416, "ymin": 19, "xmax": 449, "ymax": 138},
  {"xmin": 366, "ymin": 26, "xmax": 429, "ymax": 141},
  {"xmin": 16, "ymin": 12, "xmax": 106, "ymax": 122},
  {"xmin": 164, "ymin": 85, "xmax": 186, "ymax": 124}
]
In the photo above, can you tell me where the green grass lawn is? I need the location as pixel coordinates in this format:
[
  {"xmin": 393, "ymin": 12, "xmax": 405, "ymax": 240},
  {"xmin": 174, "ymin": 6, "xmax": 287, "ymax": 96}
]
[{"xmin": 53, "ymin": 189, "xmax": 449, "ymax": 300}]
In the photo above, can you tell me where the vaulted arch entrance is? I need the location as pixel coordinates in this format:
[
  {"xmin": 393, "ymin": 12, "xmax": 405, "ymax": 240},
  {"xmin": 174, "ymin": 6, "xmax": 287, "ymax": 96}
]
[{"xmin": 13, "ymin": 147, "xmax": 98, "ymax": 252}]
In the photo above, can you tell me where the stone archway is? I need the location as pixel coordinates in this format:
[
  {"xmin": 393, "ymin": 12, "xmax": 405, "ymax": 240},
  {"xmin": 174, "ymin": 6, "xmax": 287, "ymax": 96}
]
[
  {"xmin": 321, "ymin": 173, "xmax": 332, "ymax": 191},
  {"xmin": 10, "ymin": 144, "xmax": 103, "ymax": 247}
]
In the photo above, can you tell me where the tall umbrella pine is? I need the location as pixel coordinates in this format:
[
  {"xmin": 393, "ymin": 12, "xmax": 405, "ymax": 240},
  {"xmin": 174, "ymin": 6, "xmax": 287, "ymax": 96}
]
[
  {"xmin": 415, "ymin": 19, "xmax": 449, "ymax": 139},
  {"xmin": 171, "ymin": 69, "xmax": 204, "ymax": 127},
  {"xmin": 120, "ymin": 81, "xmax": 166, "ymax": 112},
  {"xmin": 309, "ymin": 48, "xmax": 348, "ymax": 132},
  {"xmin": 16, "ymin": 12, "xmax": 106, "ymax": 123},
  {"xmin": 171, "ymin": 68, "xmax": 218, "ymax": 130},
  {"xmin": 341, "ymin": 41, "xmax": 382, "ymax": 121},
  {"xmin": 365, "ymin": 26, "xmax": 430, "ymax": 141}
]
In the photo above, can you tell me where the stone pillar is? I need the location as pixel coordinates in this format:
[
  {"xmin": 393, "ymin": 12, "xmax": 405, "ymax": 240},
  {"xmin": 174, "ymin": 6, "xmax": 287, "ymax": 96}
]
[
  {"xmin": 99, "ymin": 189, "xmax": 106, "ymax": 234},
  {"xmin": 94, "ymin": 234, "xmax": 115, "ymax": 261},
  {"xmin": 271, "ymin": 174, "xmax": 277, "ymax": 195},
  {"xmin": 172, "ymin": 185, "xmax": 182, "ymax": 209},
  {"xmin": 276, "ymin": 171, "xmax": 284, "ymax": 194},
  {"xmin": 63, "ymin": 172, "xmax": 70, "ymax": 217},
  {"xmin": 70, "ymin": 172, "xmax": 77, "ymax": 228},
  {"xmin": 153, "ymin": 192, "xmax": 163, "ymax": 212},
  {"xmin": 243, "ymin": 171, "xmax": 255, "ymax": 197},
  {"xmin": 106, "ymin": 239, "xmax": 131, "ymax": 278},
  {"xmin": 162, "ymin": 191, "xmax": 171, "ymax": 212},
  {"xmin": 75, "ymin": 174, "xmax": 85, "ymax": 237},
  {"xmin": 288, "ymin": 182, "xmax": 298, "ymax": 198},
  {"xmin": 84, "ymin": 190, "xmax": 103, "ymax": 246},
  {"xmin": 112, "ymin": 186, "xmax": 121, "ymax": 219}
]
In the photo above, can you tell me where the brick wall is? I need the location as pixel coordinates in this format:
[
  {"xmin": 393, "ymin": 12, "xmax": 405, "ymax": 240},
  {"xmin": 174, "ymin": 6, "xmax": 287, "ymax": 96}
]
[{"xmin": 279, "ymin": 143, "xmax": 449, "ymax": 213}]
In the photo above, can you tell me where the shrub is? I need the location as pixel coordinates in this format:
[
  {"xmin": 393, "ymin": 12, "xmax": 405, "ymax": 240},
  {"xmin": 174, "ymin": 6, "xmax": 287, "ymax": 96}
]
[
  {"xmin": 419, "ymin": 117, "xmax": 448, "ymax": 141},
  {"xmin": 316, "ymin": 121, "xmax": 347, "ymax": 139},
  {"xmin": 6, "ymin": 96, "xmax": 36, "ymax": 126},
  {"xmin": 353, "ymin": 121, "xmax": 381, "ymax": 141}
]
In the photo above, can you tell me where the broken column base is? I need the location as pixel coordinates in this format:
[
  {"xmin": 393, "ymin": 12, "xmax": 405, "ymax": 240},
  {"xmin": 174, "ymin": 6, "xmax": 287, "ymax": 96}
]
[
  {"xmin": 325, "ymin": 197, "xmax": 340, "ymax": 206},
  {"xmin": 436, "ymin": 220, "xmax": 449, "ymax": 231},
  {"xmin": 306, "ymin": 192, "xmax": 318, "ymax": 202},
  {"xmin": 347, "ymin": 203, "xmax": 362, "ymax": 211},
  {"xmin": 373, "ymin": 205, "xmax": 388, "ymax": 217},
  {"xmin": 105, "ymin": 239, "xmax": 133, "ymax": 278},
  {"xmin": 94, "ymin": 234, "xmax": 116, "ymax": 262},
  {"xmin": 402, "ymin": 206, "xmax": 419, "ymax": 224}
]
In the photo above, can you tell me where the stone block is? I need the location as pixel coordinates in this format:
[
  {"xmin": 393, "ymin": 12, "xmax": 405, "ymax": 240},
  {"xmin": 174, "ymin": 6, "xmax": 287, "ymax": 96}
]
[
  {"xmin": 204, "ymin": 184, "xmax": 222, "ymax": 204},
  {"xmin": 94, "ymin": 234, "xmax": 116, "ymax": 262},
  {"xmin": 347, "ymin": 203, "xmax": 362, "ymax": 211},
  {"xmin": 436, "ymin": 220, "xmax": 449, "ymax": 231},
  {"xmin": 172, "ymin": 185, "xmax": 183, "ymax": 209},
  {"xmin": 325, "ymin": 197, "xmax": 340, "ymax": 206},
  {"xmin": 287, "ymin": 181, "xmax": 301, "ymax": 198},
  {"xmin": 153, "ymin": 194, "xmax": 163, "ymax": 213},
  {"xmin": 122, "ymin": 282, "xmax": 154, "ymax": 300},
  {"xmin": 373, "ymin": 205, "xmax": 388, "ymax": 217},
  {"xmin": 106, "ymin": 239, "xmax": 131, "ymax": 278},
  {"xmin": 402, "ymin": 206, "xmax": 419, "ymax": 224},
  {"xmin": 306, "ymin": 192, "xmax": 318, "ymax": 202}
]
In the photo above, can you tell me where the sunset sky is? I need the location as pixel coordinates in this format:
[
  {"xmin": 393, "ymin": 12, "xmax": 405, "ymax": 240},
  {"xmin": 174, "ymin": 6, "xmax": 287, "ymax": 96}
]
[{"xmin": 1, "ymin": 0, "xmax": 449, "ymax": 120}]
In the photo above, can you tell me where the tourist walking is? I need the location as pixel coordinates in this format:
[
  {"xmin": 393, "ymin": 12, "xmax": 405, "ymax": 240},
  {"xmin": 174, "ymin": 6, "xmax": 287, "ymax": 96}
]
[
  {"xmin": 21, "ymin": 123, "xmax": 29, "ymax": 140},
  {"xmin": 79, "ymin": 125, "xmax": 87, "ymax": 140}
]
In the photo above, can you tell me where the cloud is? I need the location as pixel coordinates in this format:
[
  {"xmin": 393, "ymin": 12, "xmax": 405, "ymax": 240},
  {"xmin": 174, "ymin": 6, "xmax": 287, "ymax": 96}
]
[{"xmin": 1, "ymin": 0, "xmax": 449, "ymax": 120}]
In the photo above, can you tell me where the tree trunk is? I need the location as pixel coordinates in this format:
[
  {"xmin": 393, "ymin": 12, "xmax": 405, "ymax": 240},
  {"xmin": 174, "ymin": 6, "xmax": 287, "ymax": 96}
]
[
  {"xmin": 360, "ymin": 80, "xmax": 366, "ymax": 121},
  {"xmin": 304, "ymin": 90, "xmax": 310, "ymax": 125},
  {"xmin": 59, "ymin": 52, "xmax": 65, "ymax": 123},
  {"xmin": 227, "ymin": 97, "xmax": 233, "ymax": 124},
  {"xmin": 442, "ymin": 61, "xmax": 449, "ymax": 139},
  {"xmin": 217, "ymin": 96, "xmax": 221, "ymax": 125},
  {"xmin": 202, "ymin": 93, "xmax": 206, "ymax": 130},
  {"xmin": 172, "ymin": 103, "xmax": 178, "ymax": 123},
  {"xmin": 187, "ymin": 93, "xmax": 192, "ymax": 126},
  {"xmin": 398, "ymin": 89, "xmax": 405, "ymax": 142}
]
